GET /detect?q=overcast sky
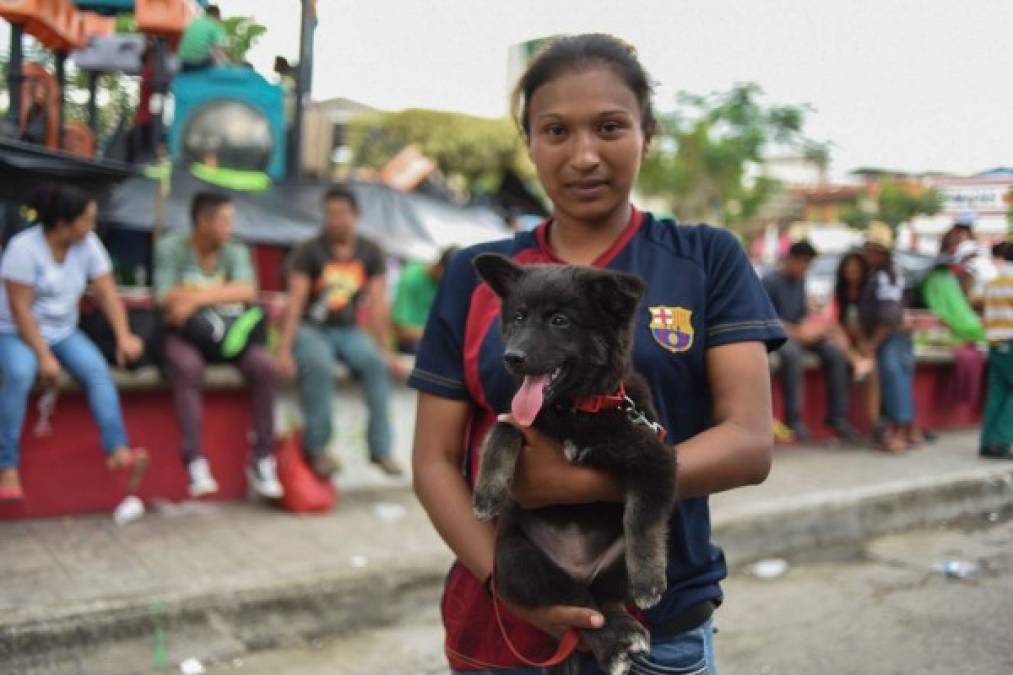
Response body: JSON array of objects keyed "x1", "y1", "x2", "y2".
[
  {"x1": 4, "y1": 1, "x2": 1009, "y2": 179},
  {"x1": 214, "y1": 0, "x2": 1012, "y2": 181}
]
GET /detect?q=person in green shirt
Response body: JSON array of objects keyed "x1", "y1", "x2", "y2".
[
  {"x1": 176, "y1": 5, "x2": 227, "y2": 72},
  {"x1": 154, "y1": 191, "x2": 281, "y2": 501},
  {"x1": 392, "y1": 247, "x2": 458, "y2": 354}
]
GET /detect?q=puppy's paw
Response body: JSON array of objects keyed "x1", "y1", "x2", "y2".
[
  {"x1": 471, "y1": 491, "x2": 503, "y2": 521},
  {"x1": 563, "y1": 440, "x2": 580, "y2": 463},
  {"x1": 601, "y1": 626, "x2": 649, "y2": 675},
  {"x1": 630, "y1": 576, "x2": 667, "y2": 609},
  {"x1": 602, "y1": 650, "x2": 632, "y2": 675}
]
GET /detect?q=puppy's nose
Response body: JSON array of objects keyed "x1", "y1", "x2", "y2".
[{"x1": 503, "y1": 350, "x2": 526, "y2": 367}]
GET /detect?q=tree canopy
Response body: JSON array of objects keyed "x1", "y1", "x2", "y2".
[
  {"x1": 638, "y1": 83, "x2": 828, "y2": 229},
  {"x1": 346, "y1": 108, "x2": 530, "y2": 195}
]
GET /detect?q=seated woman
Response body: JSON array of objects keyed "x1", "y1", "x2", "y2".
[
  {"x1": 829, "y1": 251, "x2": 876, "y2": 381},
  {"x1": 0, "y1": 183, "x2": 148, "y2": 501}
]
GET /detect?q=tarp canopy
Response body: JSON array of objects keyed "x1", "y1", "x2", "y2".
[
  {"x1": 0, "y1": 138, "x2": 137, "y2": 201},
  {"x1": 100, "y1": 168, "x2": 510, "y2": 260}
]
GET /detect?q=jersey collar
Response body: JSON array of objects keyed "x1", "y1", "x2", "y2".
[{"x1": 534, "y1": 205, "x2": 644, "y2": 268}]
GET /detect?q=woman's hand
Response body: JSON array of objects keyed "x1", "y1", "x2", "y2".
[
  {"x1": 38, "y1": 351, "x2": 62, "y2": 388},
  {"x1": 499, "y1": 415, "x2": 622, "y2": 509},
  {"x1": 501, "y1": 597, "x2": 604, "y2": 641},
  {"x1": 116, "y1": 332, "x2": 145, "y2": 367},
  {"x1": 275, "y1": 349, "x2": 297, "y2": 381}
]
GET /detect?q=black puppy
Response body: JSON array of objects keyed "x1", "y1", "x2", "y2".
[{"x1": 472, "y1": 253, "x2": 677, "y2": 675}]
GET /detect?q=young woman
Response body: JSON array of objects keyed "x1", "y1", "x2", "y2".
[
  {"x1": 858, "y1": 224, "x2": 919, "y2": 453},
  {"x1": 409, "y1": 35, "x2": 784, "y2": 673},
  {"x1": 830, "y1": 252, "x2": 877, "y2": 426},
  {"x1": 0, "y1": 183, "x2": 148, "y2": 501}
]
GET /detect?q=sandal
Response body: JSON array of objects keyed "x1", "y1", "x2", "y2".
[{"x1": 879, "y1": 433, "x2": 907, "y2": 454}]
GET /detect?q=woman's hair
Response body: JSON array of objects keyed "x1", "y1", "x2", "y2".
[
  {"x1": 29, "y1": 183, "x2": 94, "y2": 231},
  {"x1": 511, "y1": 33, "x2": 657, "y2": 139},
  {"x1": 833, "y1": 251, "x2": 868, "y2": 323}
]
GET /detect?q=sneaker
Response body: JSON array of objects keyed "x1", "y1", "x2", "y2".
[
  {"x1": 187, "y1": 457, "x2": 219, "y2": 498},
  {"x1": 980, "y1": 445, "x2": 1013, "y2": 459},
  {"x1": 248, "y1": 455, "x2": 284, "y2": 499}
]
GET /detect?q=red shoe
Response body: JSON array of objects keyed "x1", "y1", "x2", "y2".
[{"x1": 0, "y1": 485, "x2": 24, "y2": 502}]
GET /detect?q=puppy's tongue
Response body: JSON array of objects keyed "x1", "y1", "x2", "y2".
[{"x1": 511, "y1": 374, "x2": 551, "y2": 427}]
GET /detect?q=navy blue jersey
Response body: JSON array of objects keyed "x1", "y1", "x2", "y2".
[{"x1": 408, "y1": 208, "x2": 785, "y2": 670}]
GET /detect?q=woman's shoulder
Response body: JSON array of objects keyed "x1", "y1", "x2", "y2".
[{"x1": 641, "y1": 214, "x2": 747, "y2": 268}]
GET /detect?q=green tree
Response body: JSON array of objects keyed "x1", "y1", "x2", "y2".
[
  {"x1": 221, "y1": 16, "x2": 267, "y2": 64},
  {"x1": 875, "y1": 179, "x2": 944, "y2": 230},
  {"x1": 638, "y1": 83, "x2": 828, "y2": 229},
  {"x1": 839, "y1": 203, "x2": 872, "y2": 230},
  {"x1": 346, "y1": 108, "x2": 531, "y2": 194}
]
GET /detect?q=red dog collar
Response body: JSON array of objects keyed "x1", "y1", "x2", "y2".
[
  {"x1": 573, "y1": 382, "x2": 627, "y2": 413},
  {"x1": 574, "y1": 382, "x2": 668, "y2": 441}
]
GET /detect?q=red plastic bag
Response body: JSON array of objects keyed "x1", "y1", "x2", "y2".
[{"x1": 276, "y1": 432, "x2": 337, "y2": 513}]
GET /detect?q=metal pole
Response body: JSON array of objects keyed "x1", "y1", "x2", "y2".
[
  {"x1": 86, "y1": 71, "x2": 98, "y2": 132},
  {"x1": 6, "y1": 23, "x2": 24, "y2": 128},
  {"x1": 55, "y1": 53, "x2": 66, "y2": 149},
  {"x1": 151, "y1": 37, "x2": 169, "y2": 152},
  {"x1": 288, "y1": 0, "x2": 316, "y2": 178}
]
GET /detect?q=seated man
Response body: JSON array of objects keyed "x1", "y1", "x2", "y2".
[
  {"x1": 764, "y1": 241, "x2": 860, "y2": 442},
  {"x1": 176, "y1": 5, "x2": 228, "y2": 72},
  {"x1": 276, "y1": 185, "x2": 406, "y2": 480},
  {"x1": 154, "y1": 191, "x2": 281, "y2": 499},
  {"x1": 391, "y1": 246, "x2": 458, "y2": 354}
]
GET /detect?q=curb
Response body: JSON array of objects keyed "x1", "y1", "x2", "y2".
[
  {"x1": 713, "y1": 464, "x2": 1013, "y2": 565},
  {"x1": 3, "y1": 464, "x2": 1012, "y2": 671}
]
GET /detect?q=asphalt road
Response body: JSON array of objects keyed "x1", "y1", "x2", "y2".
[{"x1": 205, "y1": 515, "x2": 1013, "y2": 675}]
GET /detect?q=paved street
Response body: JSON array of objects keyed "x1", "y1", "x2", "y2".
[{"x1": 203, "y1": 516, "x2": 1013, "y2": 675}]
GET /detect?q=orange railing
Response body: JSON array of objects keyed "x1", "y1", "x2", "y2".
[{"x1": 1, "y1": 0, "x2": 113, "y2": 52}]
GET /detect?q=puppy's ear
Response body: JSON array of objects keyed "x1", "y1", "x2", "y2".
[
  {"x1": 583, "y1": 270, "x2": 646, "y2": 322},
  {"x1": 473, "y1": 253, "x2": 524, "y2": 298}
]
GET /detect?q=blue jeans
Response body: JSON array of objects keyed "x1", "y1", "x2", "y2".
[
  {"x1": 452, "y1": 618, "x2": 717, "y2": 675},
  {"x1": 0, "y1": 330, "x2": 129, "y2": 469},
  {"x1": 292, "y1": 324, "x2": 392, "y2": 459},
  {"x1": 877, "y1": 333, "x2": 915, "y2": 425}
]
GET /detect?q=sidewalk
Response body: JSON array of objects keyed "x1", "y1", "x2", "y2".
[{"x1": 1, "y1": 431, "x2": 1010, "y2": 673}]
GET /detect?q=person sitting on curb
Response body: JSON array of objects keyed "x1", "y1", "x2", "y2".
[
  {"x1": 276, "y1": 185, "x2": 408, "y2": 480},
  {"x1": 154, "y1": 191, "x2": 282, "y2": 499},
  {"x1": 858, "y1": 222, "x2": 919, "y2": 453},
  {"x1": 0, "y1": 183, "x2": 148, "y2": 501},
  {"x1": 392, "y1": 246, "x2": 458, "y2": 355},
  {"x1": 763, "y1": 240, "x2": 861, "y2": 443}
]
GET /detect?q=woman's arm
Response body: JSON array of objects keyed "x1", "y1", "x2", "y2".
[
  {"x1": 509, "y1": 341, "x2": 774, "y2": 508},
  {"x1": 4, "y1": 279, "x2": 61, "y2": 385},
  {"x1": 412, "y1": 391, "x2": 605, "y2": 637},
  {"x1": 412, "y1": 392, "x2": 497, "y2": 581},
  {"x1": 90, "y1": 273, "x2": 143, "y2": 366},
  {"x1": 275, "y1": 272, "x2": 311, "y2": 379}
]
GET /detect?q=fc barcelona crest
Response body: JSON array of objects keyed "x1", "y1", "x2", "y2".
[{"x1": 649, "y1": 306, "x2": 694, "y2": 353}]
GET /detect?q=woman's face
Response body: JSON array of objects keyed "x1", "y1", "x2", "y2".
[
  {"x1": 842, "y1": 257, "x2": 864, "y2": 284},
  {"x1": 61, "y1": 201, "x2": 97, "y2": 243},
  {"x1": 526, "y1": 66, "x2": 649, "y2": 225}
]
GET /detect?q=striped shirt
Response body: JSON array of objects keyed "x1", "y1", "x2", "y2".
[{"x1": 983, "y1": 262, "x2": 1013, "y2": 343}]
